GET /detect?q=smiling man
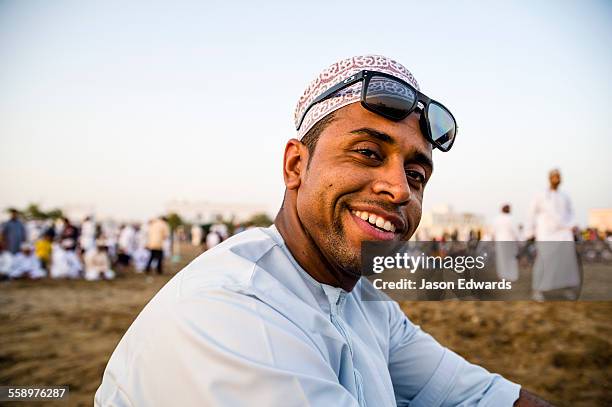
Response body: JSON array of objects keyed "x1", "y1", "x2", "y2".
[{"x1": 96, "y1": 55, "x2": 550, "y2": 406}]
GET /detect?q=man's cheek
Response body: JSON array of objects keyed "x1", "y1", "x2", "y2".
[{"x1": 405, "y1": 202, "x2": 422, "y2": 237}]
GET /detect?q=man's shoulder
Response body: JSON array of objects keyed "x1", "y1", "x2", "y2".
[
  {"x1": 103, "y1": 227, "x2": 309, "y2": 371},
  {"x1": 162, "y1": 227, "x2": 280, "y2": 299}
]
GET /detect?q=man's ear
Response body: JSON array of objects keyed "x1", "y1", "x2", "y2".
[{"x1": 283, "y1": 138, "x2": 308, "y2": 190}]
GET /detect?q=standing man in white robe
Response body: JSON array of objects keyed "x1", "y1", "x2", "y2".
[
  {"x1": 190, "y1": 223, "x2": 203, "y2": 246},
  {"x1": 117, "y1": 223, "x2": 137, "y2": 268},
  {"x1": 492, "y1": 204, "x2": 519, "y2": 282},
  {"x1": 80, "y1": 216, "x2": 97, "y2": 253},
  {"x1": 527, "y1": 169, "x2": 580, "y2": 300}
]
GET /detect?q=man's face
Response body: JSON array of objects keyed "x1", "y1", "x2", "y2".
[
  {"x1": 296, "y1": 103, "x2": 433, "y2": 275},
  {"x1": 549, "y1": 171, "x2": 561, "y2": 189}
]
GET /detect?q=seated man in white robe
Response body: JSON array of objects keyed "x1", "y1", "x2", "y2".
[
  {"x1": 50, "y1": 239, "x2": 82, "y2": 279},
  {"x1": 10, "y1": 243, "x2": 46, "y2": 279},
  {"x1": 79, "y1": 216, "x2": 97, "y2": 253},
  {"x1": 132, "y1": 246, "x2": 149, "y2": 273},
  {"x1": 84, "y1": 241, "x2": 116, "y2": 281},
  {"x1": 0, "y1": 241, "x2": 14, "y2": 279}
]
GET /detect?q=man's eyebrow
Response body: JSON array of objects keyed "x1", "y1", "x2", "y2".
[
  {"x1": 412, "y1": 151, "x2": 434, "y2": 173},
  {"x1": 349, "y1": 127, "x2": 395, "y2": 145},
  {"x1": 349, "y1": 127, "x2": 433, "y2": 171}
]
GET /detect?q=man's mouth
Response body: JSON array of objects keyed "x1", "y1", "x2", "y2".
[
  {"x1": 350, "y1": 209, "x2": 396, "y2": 240},
  {"x1": 350, "y1": 209, "x2": 396, "y2": 233}
]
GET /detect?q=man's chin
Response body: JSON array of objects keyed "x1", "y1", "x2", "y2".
[
  {"x1": 333, "y1": 243, "x2": 364, "y2": 279},
  {"x1": 320, "y1": 238, "x2": 363, "y2": 282}
]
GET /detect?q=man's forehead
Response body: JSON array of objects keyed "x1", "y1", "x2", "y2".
[{"x1": 328, "y1": 104, "x2": 432, "y2": 154}]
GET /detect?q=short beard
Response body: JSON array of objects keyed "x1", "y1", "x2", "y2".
[{"x1": 321, "y1": 208, "x2": 362, "y2": 278}]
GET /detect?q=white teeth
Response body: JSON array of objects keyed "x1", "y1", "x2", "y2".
[{"x1": 351, "y1": 209, "x2": 396, "y2": 233}]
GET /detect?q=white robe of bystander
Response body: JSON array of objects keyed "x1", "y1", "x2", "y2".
[{"x1": 528, "y1": 189, "x2": 580, "y2": 291}]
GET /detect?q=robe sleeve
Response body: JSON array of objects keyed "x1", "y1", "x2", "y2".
[{"x1": 387, "y1": 301, "x2": 520, "y2": 407}]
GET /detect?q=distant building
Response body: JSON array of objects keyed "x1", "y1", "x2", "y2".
[
  {"x1": 415, "y1": 205, "x2": 485, "y2": 240},
  {"x1": 165, "y1": 200, "x2": 271, "y2": 224},
  {"x1": 588, "y1": 208, "x2": 612, "y2": 232}
]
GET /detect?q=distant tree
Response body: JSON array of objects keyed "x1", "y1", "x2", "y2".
[
  {"x1": 247, "y1": 213, "x2": 273, "y2": 227},
  {"x1": 15, "y1": 204, "x2": 64, "y2": 220},
  {"x1": 166, "y1": 212, "x2": 184, "y2": 231},
  {"x1": 24, "y1": 203, "x2": 46, "y2": 220},
  {"x1": 45, "y1": 208, "x2": 64, "y2": 220}
]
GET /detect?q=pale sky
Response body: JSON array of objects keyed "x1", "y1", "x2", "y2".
[{"x1": 1, "y1": 0, "x2": 611, "y2": 225}]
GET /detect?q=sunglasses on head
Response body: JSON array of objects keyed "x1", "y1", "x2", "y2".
[{"x1": 296, "y1": 70, "x2": 457, "y2": 152}]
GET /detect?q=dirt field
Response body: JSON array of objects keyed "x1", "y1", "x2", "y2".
[{"x1": 1, "y1": 245, "x2": 610, "y2": 406}]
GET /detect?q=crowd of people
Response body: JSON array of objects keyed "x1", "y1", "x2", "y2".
[{"x1": 0, "y1": 209, "x2": 238, "y2": 282}]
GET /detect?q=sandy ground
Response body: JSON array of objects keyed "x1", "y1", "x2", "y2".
[{"x1": 1, "y1": 244, "x2": 610, "y2": 407}]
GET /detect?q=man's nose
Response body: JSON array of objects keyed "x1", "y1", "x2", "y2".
[{"x1": 371, "y1": 162, "x2": 412, "y2": 205}]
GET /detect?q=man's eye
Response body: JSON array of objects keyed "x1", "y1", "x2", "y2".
[
  {"x1": 355, "y1": 149, "x2": 381, "y2": 161},
  {"x1": 406, "y1": 170, "x2": 425, "y2": 184}
]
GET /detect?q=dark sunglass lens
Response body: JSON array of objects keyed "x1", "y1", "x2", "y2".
[
  {"x1": 364, "y1": 76, "x2": 416, "y2": 120},
  {"x1": 427, "y1": 102, "x2": 456, "y2": 151}
]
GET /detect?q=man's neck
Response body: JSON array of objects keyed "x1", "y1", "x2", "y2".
[{"x1": 274, "y1": 207, "x2": 358, "y2": 291}]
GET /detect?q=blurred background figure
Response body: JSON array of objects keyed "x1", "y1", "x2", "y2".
[
  {"x1": 493, "y1": 204, "x2": 519, "y2": 282},
  {"x1": 50, "y1": 239, "x2": 82, "y2": 279},
  {"x1": 34, "y1": 229, "x2": 54, "y2": 271},
  {"x1": 80, "y1": 215, "x2": 97, "y2": 253},
  {"x1": 9, "y1": 242, "x2": 46, "y2": 279},
  {"x1": 205, "y1": 228, "x2": 221, "y2": 250},
  {"x1": 25, "y1": 219, "x2": 43, "y2": 243},
  {"x1": 191, "y1": 222, "x2": 203, "y2": 246},
  {"x1": 161, "y1": 216, "x2": 172, "y2": 262},
  {"x1": 528, "y1": 169, "x2": 580, "y2": 301},
  {"x1": 117, "y1": 223, "x2": 137, "y2": 271},
  {"x1": 145, "y1": 216, "x2": 169, "y2": 274},
  {"x1": 84, "y1": 240, "x2": 115, "y2": 281},
  {"x1": 59, "y1": 217, "x2": 79, "y2": 251},
  {"x1": 2, "y1": 209, "x2": 26, "y2": 254},
  {"x1": 0, "y1": 240, "x2": 14, "y2": 279},
  {"x1": 132, "y1": 224, "x2": 149, "y2": 273},
  {"x1": 210, "y1": 217, "x2": 228, "y2": 241}
]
